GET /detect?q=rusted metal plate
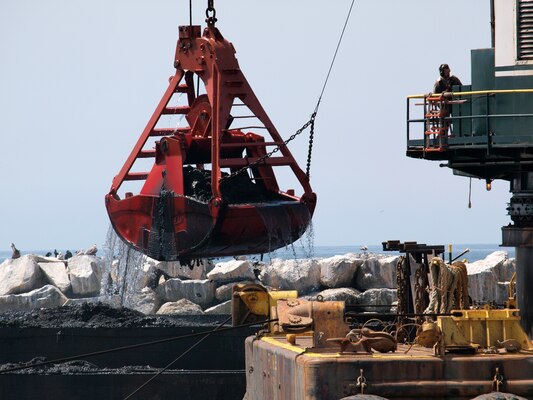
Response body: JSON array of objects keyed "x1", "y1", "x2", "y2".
[{"x1": 244, "y1": 336, "x2": 533, "y2": 400}]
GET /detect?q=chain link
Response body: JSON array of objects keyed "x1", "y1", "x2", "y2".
[
  {"x1": 220, "y1": 113, "x2": 316, "y2": 182},
  {"x1": 396, "y1": 256, "x2": 407, "y2": 315},
  {"x1": 305, "y1": 117, "x2": 315, "y2": 178},
  {"x1": 205, "y1": 0, "x2": 217, "y2": 25},
  {"x1": 396, "y1": 256, "x2": 408, "y2": 342},
  {"x1": 414, "y1": 266, "x2": 425, "y2": 315},
  {"x1": 492, "y1": 367, "x2": 504, "y2": 392},
  {"x1": 356, "y1": 369, "x2": 367, "y2": 394}
]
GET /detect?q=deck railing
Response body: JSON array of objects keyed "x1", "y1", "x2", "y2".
[{"x1": 406, "y1": 89, "x2": 533, "y2": 151}]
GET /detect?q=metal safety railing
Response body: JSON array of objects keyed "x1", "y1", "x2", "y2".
[{"x1": 406, "y1": 88, "x2": 533, "y2": 153}]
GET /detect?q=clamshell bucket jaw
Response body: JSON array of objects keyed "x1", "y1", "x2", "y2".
[{"x1": 105, "y1": 24, "x2": 316, "y2": 261}]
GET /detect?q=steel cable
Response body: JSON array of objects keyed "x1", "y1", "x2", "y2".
[
  {"x1": 221, "y1": 0, "x2": 356, "y2": 182},
  {"x1": 0, "y1": 318, "x2": 278, "y2": 374},
  {"x1": 314, "y1": 0, "x2": 356, "y2": 114},
  {"x1": 123, "y1": 315, "x2": 232, "y2": 400},
  {"x1": 307, "y1": 0, "x2": 356, "y2": 177}
]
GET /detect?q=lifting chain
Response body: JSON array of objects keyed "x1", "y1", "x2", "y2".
[
  {"x1": 396, "y1": 256, "x2": 408, "y2": 342},
  {"x1": 492, "y1": 367, "x2": 504, "y2": 392},
  {"x1": 396, "y1": 256, "x2": 407, "y2": 315},
  {"x1": 356, "y1": 369, "x2": 367, "y2": 394},
  {"x1": 414, "y1": 266, "x2": 422, "y2": 314},
  {"x1": 208, "y1": 0, "x2": 354, "y2": 186},
  {"x1": 205, "y1": 0, "x2": 217, "y2": 26},
  {"x1": 220, "y1": 112, "x2": 317, "y2": 182},
  {"x1": 305, "y1": 116, "x2": 315, "y2": 178},
  {"x1": 414, "y1": 264, "x2": 427, "y2": 315}
]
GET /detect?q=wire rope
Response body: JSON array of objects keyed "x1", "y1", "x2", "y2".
[
  {"x1": 314, "y1": 0, "x2": 356, "y2": 114},
  {"x1": 0, "y1": 318, "x2": 278, "y2": 374},
  {"x1": 307, "y1": 0, "x2": 356, "y2": 177},
  {"x1": 123, "y1": 315, "x2": 232, "y2": 400}
]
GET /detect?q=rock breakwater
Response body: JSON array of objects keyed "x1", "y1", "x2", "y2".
[{"x1": 0, "y1": 250, "x2": 516, "y2": 316}]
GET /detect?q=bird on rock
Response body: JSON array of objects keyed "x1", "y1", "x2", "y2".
[
  {"x1": 85, "y1": 244, "x2": 98, "y2": 256},
  {"x1": 57, "y1": 252, "x2": 64, "y2": 260},
  {"x1": 10, "y1": 243, "x2": 20, "y2": 259}
]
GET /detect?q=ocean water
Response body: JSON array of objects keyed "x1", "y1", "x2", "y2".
[
  {"x1": 233, "y1": 243, "x2": 515, "y2": 264},
  {"x1": 0, "y1": 244, "x2": 515, "y2": 264}
]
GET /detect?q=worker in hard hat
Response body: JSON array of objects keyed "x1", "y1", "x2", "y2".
[
  {"x1": 431, "y1": 64, "x2": 463, "y2": 137},
  {"x1": 433, "y1": 63, "x2": 462, "y2": 94}
]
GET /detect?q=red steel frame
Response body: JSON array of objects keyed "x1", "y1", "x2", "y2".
[{"x1": 105, "y1": 24, "x2": 316, "y2": 261}]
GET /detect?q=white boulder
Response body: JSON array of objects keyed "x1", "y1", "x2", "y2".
[
  {"x1": 67, "y1": 255, "x2": 105, "y2": 296},
  {"x1": 0, "y1": 284, "x2": 68, "y2": 312},
  {"x1": 0, "y1": 255, "x2": 44, "y2": 295},
  {"x1": 354, "y1": 255, "x2": 398, "y2": 291},
  {"x1": 207, "y1": 259, "x2": 256, "y2": 283},
  {"x1": 157, "y1": 259, "x2": 213, "y2": 280},
  {"x1": 39, "y1": 262, "x2": 71, "y2": 293},
  {"x1": 259, "y1": 258, "x2": 321, "y2": 294},
  {"x1": 130, "y1": 257, "x2": 158, "y2": 288},
  {"x1": 493, "y1": 254, "x2": 516, "y2": 282},
  {"x1": 125, "y1": 287, "x2": 159, "y2": 314},
  {"x1": 467, "y1": 251, "x2": 514, "y2": 304},
  {"x1": 319, "y1": 254, "x2": 362, "y2": 288},
  {"x1": 128, "y1": 257, "x2": 214, "y2": 292},
  {"x1": 204, "y1": 300, "x2": 232, "y2": 314},
  {"x1": 303, "y1": 287, "x2": 361, "y2": 304},
  {"x1": 109, "y1": 259, "x2": 121, "y2": 284},
  {"x1": 157, "y1": 299, "x2": 204, "y2": 315},
  {"x1": 467, "y1": 251, "x2": 511, "y2": 278},
  {"x1": 33, "y1": 255, "x2": 66, "y2": 263},
  {"x1": 356, "y1": 288, "x2": 397, "y2": 311},
  {"x1": 155, "y1": 278, "x2": 215, "y2": 308}
]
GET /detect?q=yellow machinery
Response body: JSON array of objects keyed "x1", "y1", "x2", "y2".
[{"x1": 233, "y1": 283, "x2": 533, "y2": 400}]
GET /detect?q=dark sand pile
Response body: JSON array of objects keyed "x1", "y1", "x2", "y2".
[
  {"x1": 0, "y1": 302, "x2": 229, "y2": 329},
  {"x1": 0, "y1": 357, "x2": 177, "y2": 374},
  {"x1": 0, "y1": 356, "x2": 181, "y2": 374},
  {"x1": 0, "y1": 358, "x2": 100, "y2": 374}
]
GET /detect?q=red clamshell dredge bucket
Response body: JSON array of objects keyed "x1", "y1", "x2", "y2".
[{"x1": 105, "y1": 23, "x2": 316, "y2": 262}]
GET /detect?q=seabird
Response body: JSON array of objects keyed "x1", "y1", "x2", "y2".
[
  {"x1": 85, "y1": 244, "x2": 98, "y2": 256},
  {"x1": 45, "y1": 252, "x2": 52, "y2": 257},
  {"x1": 10, "y1": 243, "x2": 20, "y2": 259},
  {"x1": 360, "y1": 245, "x2": 368, "y2": 252},
  {"x1": 57, "y1": 252, "x2": 64, "y2": 260},
  {"x1": 65, "y1": 250, "x2": 73, "y2": 259}
]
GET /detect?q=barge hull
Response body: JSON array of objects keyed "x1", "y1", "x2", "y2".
[{"x1": 244, "y1": 336, "x2": 533, "y2": 400}]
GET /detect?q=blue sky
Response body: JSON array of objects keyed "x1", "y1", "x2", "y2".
[{"x1": 1, "y1": 0, "x2": 509, "y2": 252}]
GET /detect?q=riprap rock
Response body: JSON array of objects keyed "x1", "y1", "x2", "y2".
[
  {"x1": 0, "y1": 284, "x2": 67, "y2": 312},
  {"x1": 207, "y1": 259, "x2": 256, "y2": 283},
  {"x1": 0, "y1": 255, "x2": 44, "y2": 296},
  {"x1": 259, "y1": 258, "x2": 321, "y2": 294}
]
